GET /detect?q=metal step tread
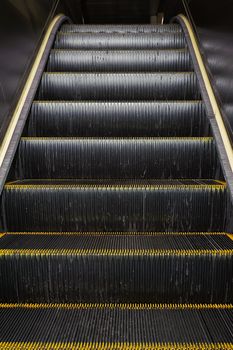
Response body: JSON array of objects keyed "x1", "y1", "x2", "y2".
[
  {"x1": 15, "y1": 137, "x2": 217, "y2": 179},
  {"x1": 47, "y1": 49, "x2": 191, "y2": 72},
  {"x1": 0, "y1": 233, "x2": 232, "y2": 252},
  {"x1": 60, "y1": 24, "x2": 183, "y2": 33},
  {"x1": 27, "y1": 100, "x2": 208, "y2": 137},
  {"x1": 0, "y1": 303, "x2": 232, "y2": 348},
  {"x1": 38, "y1": 72, "x2": 200, "y2": 101},
  {"x1": 54, "y1": 32, "x2": 186, "y2": 50}
]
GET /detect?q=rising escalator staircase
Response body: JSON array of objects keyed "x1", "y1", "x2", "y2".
[{"x1": 0, "y1": 23, "x2": 233, "y2": 349}]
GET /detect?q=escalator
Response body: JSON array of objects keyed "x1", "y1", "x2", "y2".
[{"x1": 0, "y1": 21, "x2": 233, "y2": 349}]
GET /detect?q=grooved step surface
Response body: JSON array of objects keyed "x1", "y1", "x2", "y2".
[
  {"x1": 2, "y1": 180, "x2": 227, "y2": 232},
  {"x1": 27, "y1": 101, "x2": 208, "y2": 137},
  {"x1": 0, "y1": 304, "x2": 232, "y2": 348},
  {"x1": 47, "y1": 50, "x2": 192, "y2": 72},
  {"x1": 60, "y1": 24, "x2": 182, "y2": 33},
  {"x1": 15, "y1": 137, "x2": 218, "y2": 179},
  {"x1": 0, "y1": 235, "x2": 232, "y2": 303},
  {"x1": 1, "y1": 233, "x2": 232, "y2": 250},
  {"x1": 54, "y1": 32, "x2": 186, "y2": 50},
  {"x1": 38, "y1": 73, "x2": 200, "y2": 101}
]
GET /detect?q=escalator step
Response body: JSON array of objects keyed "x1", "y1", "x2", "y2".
[
  {"x1": 27, "y1": 101, "x2": 209, "y2": 137},
  {"x1": 38, "y1": 73, "x2": 200, "y2": 100},
  {"x1": 1, "y1": 232, "x2": 232, "y2": 250},
  {"x1": 54, "y1": 32, "x2": 186, "y2": 50},
  {"x1": 47, "y1": 49, "x2": 192, "y2": 72},
  {"x1": 0, "y1": 233, "x2": 232, "y2": 303},
  {"x1": 1, "y1": 180, "x2": 226, "y2": 232},
  {"x1": 15, "y1": 137, "x2": 218, "y2": 179},
  {"x1": 0, "y1": 304, "x2": 233, "y2": 348},
  {"x1": 60, "y1": 24, "x2": 182, "y2": 33}
]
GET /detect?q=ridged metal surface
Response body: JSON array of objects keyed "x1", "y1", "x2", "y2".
[
  {"x1": 60, "y1": 24, "x2": 182, "y2": 33},
  {"x1": 0, "y1": 21, "x2": 232, "y2": 347},
  {"x1": 15, "y1": 138, "x2": 218, "y2": 179},
  {"x1": 0, "y1": 234, "x2": 232, "y2": 303},
  {"x1": 1, "y1": 180, "x2": 226, "y2": 232},
  {"x1": 0, "y1": 305, "x2": 233, "y2": 345},
  {"x1": 47, "y1": 50, "x2": 192, "y2": 72},
  {"x1": 54, "y1": 32, "x2": 186, "y2": 50},
  {"x1": 1, "y1": 233, "x2": 232, "y2": 251},
  {"x1": 27, "y1": 101, "x2": 209, "y2": 137},
  {"x1": 38, "y1": 73, "x2": 200, "y2": 100}
]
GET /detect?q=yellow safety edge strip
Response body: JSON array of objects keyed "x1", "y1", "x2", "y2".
[
  {"x1": 178, "y1": 14, "x2": 233, "y2": 173},
  {"x1": 0, "y1": 14, "x2": 64, "y2": 168},
  {"x1": 45, "y1": 71, "x2": 196, "y2": 75},
  {"x1": 0, "y1": 342, "x2": 232, "y2": 350},
  {"x1": 2, "y1": 231, "x2": 229, "y2": 235},
  {"x1": 20, "y1": 136, "x2": 214, "y2": 141},
  {"x1": 4, "y1": 183, "x2": 226, "y2": 190},
  {"x1": 0, "y1": 248, "x2": 233, "y2": 256},
  {"x1": 0, "y1": 303, "x2": 232, "y2": 309},
  {"x1": 33, "y1": 100, "x2": 203, "y2": 104}
]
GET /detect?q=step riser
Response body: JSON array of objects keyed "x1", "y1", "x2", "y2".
[
  {"x1": 0, "y1": 253, "x2": 232, "y2": 303},
  {"x1": 47, "y1": 50, "x2": 192, "y2": 72},
  {"x1": 15, "y1": 139, "x2": 219, "y2": 179},
  {"x1": 38, "y1": 73, "x2": 200, "y2": 101},
  {"x1": 54, "y1": 33, "x2": 186, "y2": 50},
  {"x1": 28, "y1": 102, "x2": 209, "y2": 137},
  {"x1": 60, "y1": 24, "x2": 182, "y2": 33},
  {"x1": 2, "y1": 187, "x2": 226, "y2": 232}
]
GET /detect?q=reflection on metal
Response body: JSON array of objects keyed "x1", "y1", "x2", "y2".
[
  {"x1": 178, "y1": 14, "x2": 233, "y2": 174},
  {"x1": 157, "y1": 13, "x2": 164, "y2": 24},
  {"x1": 0, "y1": 14, "x2": 64, "y2": 170}
]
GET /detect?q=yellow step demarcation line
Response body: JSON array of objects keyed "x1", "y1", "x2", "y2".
[
  {"x1": 4, "y1": 182, "x2": 226, "y2": 190},
  {"x1": 51, "y1": 47, "x2": 190, "y2": 52},
  {"x1": 0, "y1": 303, "x2": 232, "y2": 310},
  {"x1": 3, "y1": 231, "x2": 230, "y2": 236},
  {"x1": 20, "y1": 136, "x2": 214, "y2": 141},
  {"x1": 45, "y1": 71, "x2": 196, "y2": 75},
  {"x1": 0, "y1": 342, "x2": 232, "y2": 350},
  {"x1": 0, "y1": 248, "x2": 232, "y2": 256},
  {"x1": 33, "y1": 99, "x2": 204, "y2": 104}
]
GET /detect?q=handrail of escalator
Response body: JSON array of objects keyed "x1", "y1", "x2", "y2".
[
  {"x1": 0, "y1": 14, "x2": 68, "y2": 194},
  {"x1": 176, "y1": 14, "x2": 233, "y2": 200}
]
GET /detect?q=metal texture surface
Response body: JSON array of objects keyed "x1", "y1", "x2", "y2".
[
  {"x1": 38, "y1": 73, "x2": 199, "y2": 101},
  {"x1": 14, "y1": 137, "x2": 218, "y2": 179},
  {"x1": 0, "y1": 304, "x2": 233, "y2": 347},
  {"x1": 26, "y1": 101, "x2": 209, "y2": 137},
  {"x1": 0, "y1": 233, "x2": 232, "y2": 303},
  {"x1": 54, "y1": 32, "x2": 186, "y2": 50},
  {"x1": 60, "y1": 23, "x2": 182, "y2": 33},
  {"x1": 2, "y1": 180, "x2": 227, "y2": 232},
  {"x1": 47, "y1": 49, "x2": 191, "y2": 72}
]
